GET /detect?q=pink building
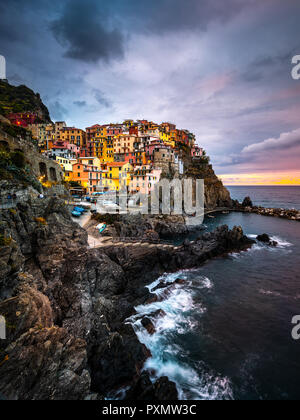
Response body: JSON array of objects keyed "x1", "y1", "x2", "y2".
[
  {"x1": 106, "y1": 126, "x2": 123, "y2": 136},
  {"x1": 191, "y1": 146, "x2": 203, "y2": 158},
  {"x1": 129, "y1": 166, "x2": 162, "y2": 195},
  {"x1": 145, "y1": 139, "x2": 166, "y2": 159}
]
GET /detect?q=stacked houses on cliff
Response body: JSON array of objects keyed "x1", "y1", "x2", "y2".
[{"x1": 8, "y1": 114, "x2": 204, "y2": 195}]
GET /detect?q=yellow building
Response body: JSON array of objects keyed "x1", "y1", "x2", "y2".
[
  {"x1": 55, "y1": 157, "x2": 76, "y2": 181},
  {"x1": 92, "y1": 134, "x2": 115, "y2": 163},
  {"x1": 58, "y1": 127, "x2": 86, "y2": 148},
  {"x1": 159, "y1": 130, "x2": 175, "y2": 148},
  {"x1": 101, "y1": 162, "x2": 132, "y2": 192},
  {"x1": 123, "y1": 119, "x2": 134, "y2": 128}
]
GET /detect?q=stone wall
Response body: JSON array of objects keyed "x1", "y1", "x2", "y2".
[{"x1": 0, "y1": 128, "x2": 63, "y2": 182}]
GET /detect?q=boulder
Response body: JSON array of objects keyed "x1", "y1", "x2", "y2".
[
  {"x1": 141, "y1": 317, "x2": 156, "y2": 335},
  {"x1": 257, "y1": 233, "x2": 271, "y2": 243},
  {"x1": 242, "y1": 196, "x2": 253, "y2": 208},
  {"x1": 125, "y1": 372, "x2": 178, "y2": 400}
]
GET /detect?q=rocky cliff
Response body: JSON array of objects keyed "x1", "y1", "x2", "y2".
[
  {"x1": 0, "y1": 81, "x2": 51, "y2": 123},
  {"x1": 0, "y1": 196, "x2": 255, "y2": 400},
  {"x1": 185, "y1": 160, "x2": 232, "y2": 209}
]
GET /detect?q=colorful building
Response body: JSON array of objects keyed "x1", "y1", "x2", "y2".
[
  {"x1": 129, "y1": 166, "x2": 162, "y2": 195},
  {"x1": 58, "y1": 127, "x2": 86, "y2": 148},
  {"x1": 100, "y1": 162, "x2": 132, "y2": 192},
  {"x1": 8, "y1": 112, "x2": 38, "y2": 127},
  {"x1": 71, "y1": 161, "x2": 102, "y2": 194}
]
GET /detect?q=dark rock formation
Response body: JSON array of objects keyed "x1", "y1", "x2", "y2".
[
  {"x1": 0, "y1": 196, "x2": 254, "y2": 400},
  {"x1": 243, "y1": 206, "x2": 300, "y2": 221},
  {"x1": 0, "y1": 80, "x2": 51, "y2": 123},
  {"x1": 185, "y1": 162, "x2": 232, "y2": 209},
  {"x1": 141, "y1": 317, "x2": 156, "y2": 335},
  {"x1": 256, "y1": 234, "x2": 278, "y2": 247},
  {"x1": 125, "y1": 372, "x2": 178, "y2": 400},
  {"x1": 242, "y1": 196, "x2": 253, "y2": 208},
  {"x1": 256, "y1": 233, "x2": 271, "y2": 243}
]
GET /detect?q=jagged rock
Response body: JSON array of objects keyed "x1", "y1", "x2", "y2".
[
  {"x1": 141, "y1": 317, "x2": 156, "y2": 335},
  {"x1": 0, "y1": 283, "x2": 53, "y2": 347},
  {"x1": 0, "y1": 195, "x2": 255, "y2": 401},
  {"x1": 89, "y1": 324, "x2": 151, "y2": 395},
  {"x1": 257, "y1": 233, "x2": 271, "y2": 243},
  {"x1": 242, "y1": 196, "x2": 253, "y2": 208},
  {"x1": 0, "y1": 327, "x2": 91, "y2": 400},
  {"x1": 185, "y1": 162, "x2": 232, "y2": 209},
  {"x1": 241, "y1": 206, "x2": 300, "y2": 221},
  {"x1": 125, "y1": 372, "x2": 178, "y2": 400},
  {"x1": 256, "y1": 234, "x2": 278, "y2": 247}
]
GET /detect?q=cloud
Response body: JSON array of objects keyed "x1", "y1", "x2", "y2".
[
  {"x1": 49, "y1": 100, "x2": 68, "y2": 121},
  {"x1": 242, "y1": 128, "x2": 300, "y2": 154},
  {"x1": 113, "y1": 0, "x2": 261, "y2": 34},
  {"x1": 51, "y1": 0, "x2": 124, "y2": 62},
  {"x1": 73, "y1": 100, "x2": 87, "y2": 107},
  {"x1": 94, "y1": 89, "x2": 111, "y2": 108}
]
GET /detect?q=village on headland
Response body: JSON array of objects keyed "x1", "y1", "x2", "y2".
[{"x1": 6, "y1": 112, "x2": 206, "y2": 196}]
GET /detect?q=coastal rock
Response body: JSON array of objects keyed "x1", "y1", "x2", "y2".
[
  {"x1": 242, "y1": 206, "x2": 300, "y2": 221},
  {"x1": 0, "y1": 283, "x2": 53, "y2": 347},
  {"x1": 0, "y1": 326, "x2": 91, "y2": 400},
  {"x1": 89, "y1": 324, "x2": 151, "y2": 395},
  {"x1": 125, "y1": 372, "x2": 178, "y2": 401},
  {"x1": 184, "y1": 162, "x2": 232, "y2": 209},
  {"x1": 0, "y1": 195, "x2": 255, "y2": 400},
  {"x1": 242, "y1": 196, "x2": 253, "y2": 208},
  {"x1": 257, "y1": 233, "x2": 271, "y2": 243},
  {"x1": 256, "y1": 234, "x2": 278, "y2": 247},
  {"x1": 141, "y1": 317, "x2": 156, "y2": 335}
]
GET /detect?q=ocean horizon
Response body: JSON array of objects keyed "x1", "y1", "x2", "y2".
[{"x1": 226, "y1": 185, "x2": 300, "y2": 210}]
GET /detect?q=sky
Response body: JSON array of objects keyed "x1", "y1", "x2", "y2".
[{"x1": 1, "y1": 0, "x2": 300, "y2": 185}]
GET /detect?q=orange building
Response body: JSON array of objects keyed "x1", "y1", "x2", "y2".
[{"x1": 71, "y1": 161, "x2": 102, "y2": 194}]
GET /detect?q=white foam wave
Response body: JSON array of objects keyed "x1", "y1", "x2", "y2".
[
  {"x1": 270, "y1": 236, "x2": 292, "y2": 248},
  {"x1": 127, "y1": 271, "x2": 232, "y2": 400}
]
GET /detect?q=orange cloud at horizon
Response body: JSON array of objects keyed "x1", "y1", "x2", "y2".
[{"x1": 219, "y1": 172, "x2": 300, "y2": 186}]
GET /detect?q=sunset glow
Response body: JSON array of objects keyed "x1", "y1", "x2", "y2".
[{"x1": 219, "y1": 172, "x2": 300, "y2": 186}]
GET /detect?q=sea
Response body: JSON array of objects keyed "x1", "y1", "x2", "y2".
[
  {"x1": 127, "y1": 186, "x2": 300, "y2": 400},
  {"x1": 227, "y1": 185, "x2": 300, "y2": 210}
]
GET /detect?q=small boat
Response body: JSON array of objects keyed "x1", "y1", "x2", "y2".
[
  {"x1": 78, "y1": 203, "x2": 91, "y2": 210},
  {"x1": 208, "y1": 215, "x2": 215, "y2": 219},
  {"x1": 222, "y1": 211, "x2": 230, "y2": 214},
  {"x1": 96, "y1": 223, "x2": 107, "y2": 233},
  {"x1": 74, "y1": 206, "x2": 86, "y2": 213},
  {"x1": 72, "y1": 211, "x2": 82, "y2": 218}
]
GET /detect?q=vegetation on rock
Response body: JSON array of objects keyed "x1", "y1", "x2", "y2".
[{"x1": 0, "y1": 81, "x2": 51, "y2": 123}]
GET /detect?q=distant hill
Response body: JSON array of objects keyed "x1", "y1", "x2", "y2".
[{"x1": 0, "y1": 81, "x2": 51, "y2": 123}]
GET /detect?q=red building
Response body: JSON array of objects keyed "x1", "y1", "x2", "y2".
[
  {"x1": 129, "y1": 126, "x2": 138, "y2": 135},
  {"x1": 8, "y1": 112, "x2": 37, "y2": 127}
]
